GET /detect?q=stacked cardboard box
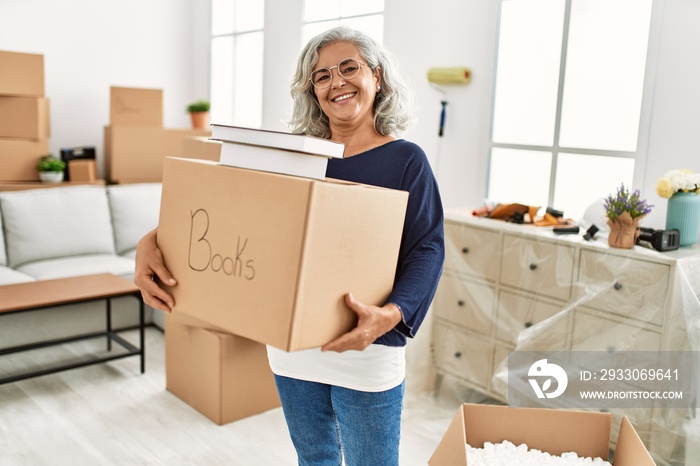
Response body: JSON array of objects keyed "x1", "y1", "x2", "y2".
[
  {"x1": 104, "y1": 86, "x2": 211, "y2": 183},
  {"x1": 0, "y1": 50, "x2": 50, "y2": 182},
  {"x1": 165, "y1": 312, "x2": 280, "y2": 425},
  {"x1": 181, "y1": 135, "x2": 221, "y2": 161},
  {"x1": 158, "y1": 131, "x2": 407, "y2": 426}
]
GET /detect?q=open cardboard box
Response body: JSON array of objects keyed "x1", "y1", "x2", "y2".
[
  {"x1": 429, "y1": 403, "x2": 655, "y2": 466},
  {"x1": 165, "y1": 312, "x2": 280, "y2": 425},
  {"x1": 157, "y1": 157, "x2": 408, "y2": 351}
]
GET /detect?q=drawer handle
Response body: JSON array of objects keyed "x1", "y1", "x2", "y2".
[
  {"x1": 524, "y1": 321, "x2": 533, "y2": 328},
  {"x1": 457, "y1": 300, "x2": 465, "y2": 307},
  {"x1": 454, "y1": 352, "x2": 462, "y2": 359},
  {"x1": 462, "y1": 247, "x2": 470, "y2": 254},
  {"x1": 613, "y1": 282, "x2": 623, "y2": 291},
  {"x1": 529, "y1": 263, "x2": 538, "y2": 271}
]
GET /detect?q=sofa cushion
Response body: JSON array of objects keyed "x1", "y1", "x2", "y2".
[
  {"x1": 15, "y1": 254, "x2": 136, "y2": 281},
  {"x1": 107, "y1": 183, "x2": 162, "y2": 255},
  {"x1": 0, "y1": 186, "x2": 116, "y2": 268},
  {"x1": 120, "y1": 249, "x2": 137, "y2": 259},
  {"x1": 0, "y1": 265, "x2": 35, "y2": 285}
]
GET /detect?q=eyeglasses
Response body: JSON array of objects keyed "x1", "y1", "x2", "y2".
[{"x1": 309, "y1": 58, "x2": 367, "y2": 90}]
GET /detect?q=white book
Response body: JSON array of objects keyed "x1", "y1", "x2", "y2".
[
  {"x1": 218, "y1": 141, "x2": 331, "y2": 180},
  {"x1": 210, "y1": 124, "x2": 345, "y2": 159}
]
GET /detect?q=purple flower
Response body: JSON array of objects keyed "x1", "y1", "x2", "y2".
[{"x1": 604, "y1": 183, "x2": 653, "y2": 221}]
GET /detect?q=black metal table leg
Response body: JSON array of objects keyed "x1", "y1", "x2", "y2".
[
  {"x1": 106, "y1": 297, "x2": 113, "y2": 351},
  {"x1": 139, "y1": 297, "x2": 145, "y2": 373}
]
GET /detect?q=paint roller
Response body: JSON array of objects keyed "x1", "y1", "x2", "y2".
[
  {"x1": 427, "y1": 67, "x2": 472, "y2": 136},
  {"x1": 427, "y1": 67, "x2": 472, "y2": 85}
]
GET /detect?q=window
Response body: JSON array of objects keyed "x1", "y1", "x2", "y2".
[
  {"x1": 488, "y1": 0, "x2": 653, "y2": 221},
  {"x1": 210, "y1": 0, "x2": 264, "y2": 128},
  {"x1": 302, "y1": 0, "x2": 385, "y2": 45}
]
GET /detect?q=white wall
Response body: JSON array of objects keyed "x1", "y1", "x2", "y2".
[
  {"x1": 384, "y1": 0, "x2": 499, "y2": 211},
  {"x1": 642, "y1": 0, "x2": 700, "y2": 229},
  {"x1": 0, "y1": 0, "x2": 208, "y2": 177},
  {"x1": 2, "y1": 0, "x2": 698, "y2": 229}
]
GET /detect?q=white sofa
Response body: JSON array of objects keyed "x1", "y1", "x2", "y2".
[{"x1": 0, "y1": 183, "x2": 164, "y2": 346}]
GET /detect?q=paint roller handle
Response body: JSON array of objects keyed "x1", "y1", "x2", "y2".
[{"x1": 439, "y1": 100, "x2": 447, "y2": 137}]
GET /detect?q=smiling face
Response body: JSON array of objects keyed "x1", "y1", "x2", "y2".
[{"x1": 312, "y1": 41, "x2": 381, "y2": 135}]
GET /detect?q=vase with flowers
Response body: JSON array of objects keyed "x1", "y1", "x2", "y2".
[
  {"x1": 604, "y1": 184, "x2": 653, "y2": 249},
  {"x1": 656, "y1": 169, "x2": 700, "y2": 247}
]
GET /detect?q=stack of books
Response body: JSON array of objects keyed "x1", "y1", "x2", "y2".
[{"x1": 210, "y1": 124, "x2": 345, "y2": 180}]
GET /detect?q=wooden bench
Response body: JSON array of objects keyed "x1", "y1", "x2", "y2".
[{"x1": 0, "y1": 273, "x2": 145, "y2": 384}]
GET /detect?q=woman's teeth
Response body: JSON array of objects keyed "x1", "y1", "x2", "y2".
[{"x1": 333, "y1": 93, "x2": 355, "y2": 102}]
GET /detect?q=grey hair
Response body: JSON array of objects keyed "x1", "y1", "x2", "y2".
[{"x1": 289, "y1": 26, "x2": 414, "y2": 139}]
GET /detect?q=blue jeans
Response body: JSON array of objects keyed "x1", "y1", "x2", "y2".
[{"x1": 274, "y1": 375, "x2": 405, "y2": 466}]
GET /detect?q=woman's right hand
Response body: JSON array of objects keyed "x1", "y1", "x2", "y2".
[{"x1": 134, "y1": 228, "x2": 177, "y2": 313}]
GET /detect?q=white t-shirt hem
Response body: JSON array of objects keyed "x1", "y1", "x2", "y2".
[{"x1": 266, "y1": 344, "x2": 406, "y2": 393}]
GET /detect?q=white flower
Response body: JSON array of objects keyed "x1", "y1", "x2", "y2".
[{"x1": 656, "y1": 169, "x2": 700, "y2": 198}]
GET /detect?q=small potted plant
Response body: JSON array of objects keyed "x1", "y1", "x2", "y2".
[
  {"x1": 604, "y1": 183, "x2": 653, "y2": 249},
  {"x1": 36, "y1": 154, "x2": 67, "y2": 183},
  {"x1": 186, "y1": 99, "x2": 211, "y2": 130}
]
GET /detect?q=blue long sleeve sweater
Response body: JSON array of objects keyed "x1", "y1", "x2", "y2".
[{"x1": 326, "y1": 139, "x2": 445, "y2": 347}]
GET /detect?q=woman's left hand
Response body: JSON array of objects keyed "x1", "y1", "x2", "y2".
[{"x1": 321, "y1": 293, "x2": 403, "y2": 352}]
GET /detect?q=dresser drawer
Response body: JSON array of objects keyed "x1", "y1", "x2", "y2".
[
  {"x1": 490, "y1": 344, "x2": 511, "y2": 401},
  {"x1": 578, "y1": 250, "x2": 669, "y2": 326},
  {"x1": 571, "y1": 312, "x2": 661, "y2": 351},
  {"x1": 500, "y1": 235, "x2": 575, "y2": 301},
  {"x1": 444, "y1": 221, "x2": 501, "y2": 281},
  {"x1": 496, "y1": 290, "x2": 565, "y2": 346},
  {"x1": 432, "y1": 323, "x2": 492, "y2": 388},
  {"x1": 433, "y1": 272, "x2": 494, "y2": 336}
]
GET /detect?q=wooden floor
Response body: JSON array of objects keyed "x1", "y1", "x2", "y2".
[{"x1": 0, "y1": 327, "x2": 478, "y2": 466}]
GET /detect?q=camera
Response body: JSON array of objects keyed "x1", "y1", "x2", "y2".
[{"x1": 637, "y1": 227, "x2": 680, "y2": 252}]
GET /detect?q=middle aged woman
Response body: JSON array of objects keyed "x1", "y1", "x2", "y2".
[
  {"x1": 133, "y1": 26, "x2": 444, "y2": 466},
  {"x1": 266, "y1": 26, "x2": 445, "y2": 466}
]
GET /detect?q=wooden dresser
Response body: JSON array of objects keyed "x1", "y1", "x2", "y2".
[{"x1": 432, "y1": 209, "x2": 700, "y2": 461}]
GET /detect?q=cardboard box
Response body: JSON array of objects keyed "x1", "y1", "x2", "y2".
[
  {"x1": 0, "y1": 50, "x2": 44, "y2": 96},
  {"x1": 429, "y1": 403, "x2": 656, "y2": 466},
  {"x1": 109, "y1": 86, "x2": 163, "y2": 127},
  {"x1": 0, "y1": 139, "x2": 49, "y2": 181},
  {"x1": 0, "y1": 96, "x2": 50, "y2": 139},
  {"x1": 157, "y1": 157, "x2": 408, "y2": 351},
  {"x1": 182, "y1": 135, "x2": 221, "y2": 162},
  {"x1": 68, "y1": 159, "x2": 97, "y2": 182},
  {"x1": 165, "y1": 312, "x2": 280, "y2": 425},
  {"x1": 103, "y1": 126, "x2": 211, "y2": 182},
  {"x1": 60, "y1": 146, "x2": 96, "y2": 181}
]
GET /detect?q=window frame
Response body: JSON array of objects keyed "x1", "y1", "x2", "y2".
[
  {"x1": 486, "y1": 0, "x2": 663, "y2": 211},
  {"x1": 301, "y1": 0, "x2": 385, "y2": 46},
  {"x1": 209, "y1": 0, "x2": 265, "y2": 128}
]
